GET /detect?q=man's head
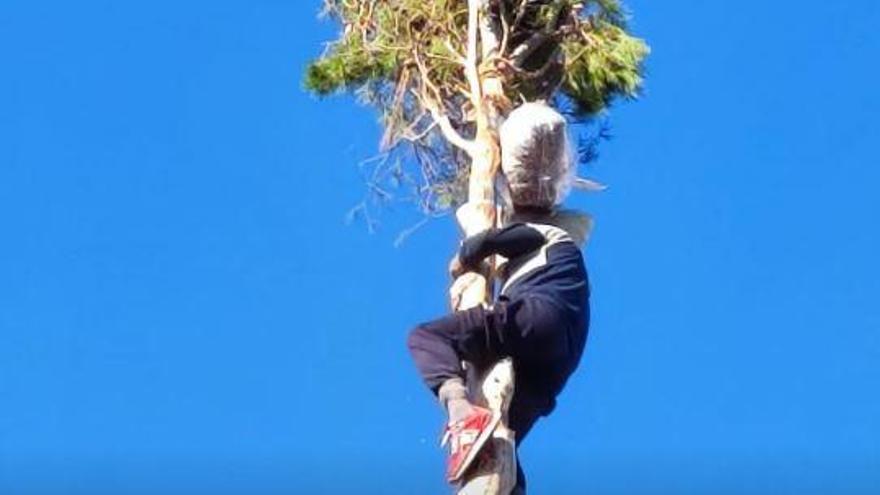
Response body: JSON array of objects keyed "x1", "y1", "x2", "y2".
[{"x1": 499, "y1": 102, "x2": 573, "y2": 211}]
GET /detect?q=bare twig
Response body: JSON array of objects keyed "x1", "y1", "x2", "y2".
[{"x1": 465, "y1": 0, "x2": 483, "y2": 110}]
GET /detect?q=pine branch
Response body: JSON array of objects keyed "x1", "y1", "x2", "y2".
[{"x1": 304, "y1": 0, "x2": 649, "y2": 217}]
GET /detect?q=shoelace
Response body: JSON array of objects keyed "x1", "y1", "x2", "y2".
[{"x1": 441, "y1": 422, "x2": 479, "y2": 452}]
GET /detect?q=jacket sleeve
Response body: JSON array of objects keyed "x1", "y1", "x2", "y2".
[{"x1": 458, "y1": 223, "x2": 545, "y2": 271}]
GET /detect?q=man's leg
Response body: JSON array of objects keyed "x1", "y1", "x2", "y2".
[
  {"x1": 507, "y1": 384, "x2": 553, "y2": 495},
  {"x1": 407, "y1": 296, "x2": 577, "y2": 397},
  {"x1": 504, "y1": 297, "x2": 590, "y2": 495},
  {"x1": 406, "y1": 304, "x2": 497, "y2": 395},
  {"x1": 407, "y1": 297, "x2": 583, "y2": 489}
]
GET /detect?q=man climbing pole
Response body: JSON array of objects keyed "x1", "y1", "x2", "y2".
[
  {"x1": 407, "y1": 102, "x2": 593, "y2": 493},
  {"x1": 305, "y1": 1, "x2": 648, "y2": 492}
]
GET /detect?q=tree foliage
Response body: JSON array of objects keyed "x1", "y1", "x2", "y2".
[{"x1": 304, "y1": 0, "x2": 648, "y2": 216}]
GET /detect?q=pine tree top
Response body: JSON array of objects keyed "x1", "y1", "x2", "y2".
[{"x1": 304, "y1": 0, "x2": 648, "y2": 217}]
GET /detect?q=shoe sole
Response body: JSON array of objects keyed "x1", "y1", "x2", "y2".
[{"x1": 448, "y1": 410, "x2": 502, "y2": 483}]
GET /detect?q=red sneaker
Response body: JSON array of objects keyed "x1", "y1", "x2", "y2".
[{"x1": 441, "y1": 406, "x2": 502, "y2": 483}]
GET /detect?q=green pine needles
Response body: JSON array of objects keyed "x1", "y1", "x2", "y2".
[{"x1": 304, "y1": 0, "x2": 648, "y2": 217}]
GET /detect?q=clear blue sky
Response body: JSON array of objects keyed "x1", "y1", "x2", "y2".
[{"x1": 1, "y1": 1, "x2": 878, "y2": 494}]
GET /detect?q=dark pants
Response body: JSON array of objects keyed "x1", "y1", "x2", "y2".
[{"x1": 407, "y1": 295, "x2": 589, "y2": 493}]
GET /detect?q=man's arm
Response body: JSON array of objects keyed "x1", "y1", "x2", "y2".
[{"x1": 456, "y1": 223, "x2": 545, "y2": 273}]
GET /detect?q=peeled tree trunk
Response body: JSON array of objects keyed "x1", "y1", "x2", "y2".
[
  {"x1": 453, "y1": 174, "x2": 519, "y2": 495},
  {"x1": 448, "y1": 2, "x2": 517, "y2": 493},
  {"x1": 451, "y1": 148, "x2": 517, "y2": 494}
]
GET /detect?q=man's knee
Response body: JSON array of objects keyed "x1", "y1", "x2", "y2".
[{"x1": 406, "y1": 323, "x2": 430, "y2": 354}]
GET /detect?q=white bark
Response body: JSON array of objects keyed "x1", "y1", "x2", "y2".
[{"x1": 452, "y1": 2, "x2": 517, "y2": 494}]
